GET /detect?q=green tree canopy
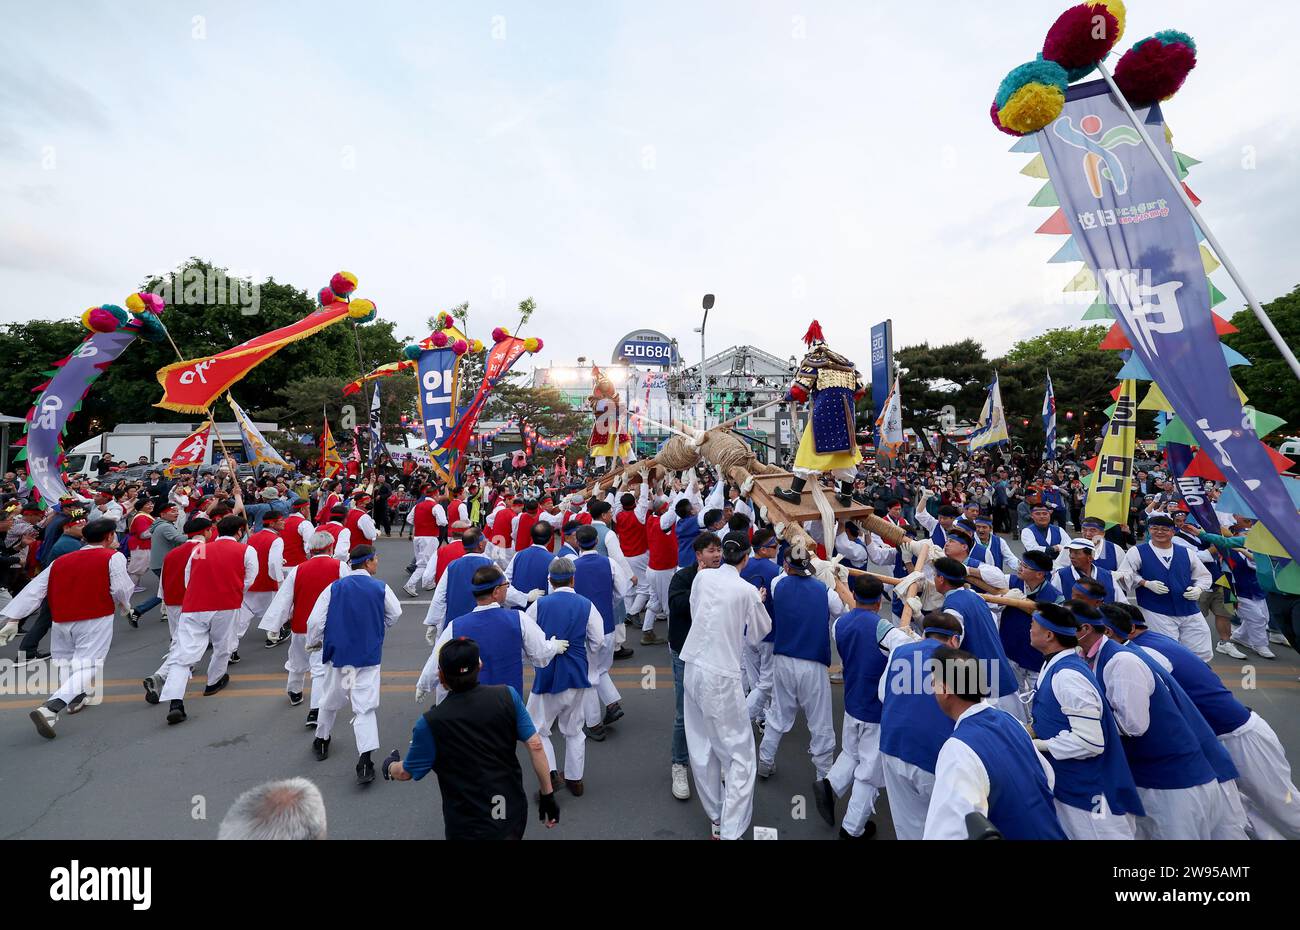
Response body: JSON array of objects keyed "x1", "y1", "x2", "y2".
[{"x1": 1223, "y1": 285, "x2": 1300, "y2": 425}]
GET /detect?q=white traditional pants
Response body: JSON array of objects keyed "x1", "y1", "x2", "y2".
[
  {"x1": 1134, "y1": 780, "x2": 1226, "y2": 840},
  {"x1": 757, "y1": 654, "x2": 835, "y2": 779},
  {"x1": 1141, "y1": 609, "x2": 1213, "y2": 663},
  {"x1": 159, "y1": 609, "x2": 238, "y2": 701},
  {"x1": 882, "y1": 753, "x2": 935, "y2": 841},
  {"x1": 584, "y1": 631, "x2": 620, "y2": 724},
  {"x1": 315, "y1": 663, "x2": 382, "y2": 754},
  {"x1": 1054, "y1": 797, "x2": 1136, "y2": 840},
  {"x1": 407, "y1": 535, "x2": 438, "y2": 594},
  {"x1": 744, "y1": 642, "x2": 775, "y2": 721},
  {"x1": 127, "y1": 549, "x2": 151, "y2": 589},
  {"x1": 646, "y1": 567, "x2": 674, "y2": 626},
  {"x1": 1233, "y1": 598, "x2": 1270, "y2": 653},
  {"x1": 828, "y1": 714, "x2": 882, "y2": 837},
  {"x1": 625, "y1": 552, "x2": 650, "y2": 615},
  {"x1": 49, "y1": 616, "x2": 113, "y2": 706},
  {"x1": 683, "y1": 662, "x2": 757, "y2": 840},
  {"x1": 285, "y1": 632, "x2": 326, "y2": 709},
  {"x1": 1220, "y1": 712, "x2": 1300, "y2": 839},
  {"x1": 151, "y1": 604, "x2": 183, "y2": 679},
  {"x1": 528, "y1": 688, "x2": 589, "y2": 779}
]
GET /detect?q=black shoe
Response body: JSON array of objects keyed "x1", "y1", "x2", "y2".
[
  {"x1": 203, "y1": 673, "x2": 230, "y2": 696},
  {"x1": 852, "y1": 493, "x2": 872, "y2": 507},
  {"x1": 839, "y1": 822, "x2": 877, "y2": 840},
  {"x1": 584, "y1": 724, "x2": 607, "y2": 742},
  {"x1": 66, "y1": 693, "x2": 89, "y2": 715},
  {"x1": 143, "y1": 676, "x2": 160, "y2": 705},
  {"x1": 16, "y1": 649, "x2": 50, "y2": 667},
  {"x1": 356, "y1": 756, "x2": 375, "y2": 784},
  {"x1": 264, "y1": 636, "x2": 278, "y2": 649},
  {"x1": 127, "y1": 609, "x2": 140, "y2": 628},
  {"x1": 228, "y1": 651, "x2": 241, "y2": 664},
  {"x1": 774, "y1": 486, "x2": 803, "y2": 505},
  {"x1": 612, "y1": 646, "x2": 635, "y2": 660},
  {"x1": 166, "y1": 700, "x2": 187, "y2": 725},
  {"x1": 836, "y1": 492, "x2": 853, "y2": 508},
  {"x1": 287, "y1": 691, "x2": 303, "y2": 706},
  {"x1": 814, "y1": 777, "x2": 836, "y2": 826},
  {"x1": 602, "y1": 703, "x2": 625, "y2": 726},
  {"x1": 313, "y1": 736, "x2": 331, "y2": 761},
  {"x1": 305, "y1": 708, "x2": 319, "y2": 728}
]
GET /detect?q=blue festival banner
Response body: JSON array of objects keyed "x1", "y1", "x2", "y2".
[
  {"x1": 1165, "y1": 440, "x2": 1221, "y2": 532},
  {"x1": 416, "y1": 345, "x2": 460, "y2": 481},
  {"x1": 1038, "y1": 80, "x2": 1300, "y2": 561},
  {"x1": 869, "y1": 320, "x2": 893, "y2": 445}
]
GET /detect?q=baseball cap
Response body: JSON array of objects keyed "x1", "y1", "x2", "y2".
[{"x1": 1063, "y1": 537, "x2": 1094, "y2": 551}]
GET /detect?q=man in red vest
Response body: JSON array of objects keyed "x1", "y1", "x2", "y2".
[
  {"x1": 126, "y1": 497, "x2": 155, "y2": 593},
  {"x1": 642, "y1": 493, "x2": 676, "y2": 646},
  {"x1": 614, "y1": 484, "x2": 651, "y2": 623},
  {"x1": 315, "y1": 481, "x2": 341, "y2": 523},
  {"x1": 142, "y1": 516, "x2": 216, "y2": 705},
  {"x1": 2, "y1": 517, "x2": 132, "y2": 739},
  {"x1": 487, "y1": 494, "x2": 521, "y2": 560},
  {"x1": 157, "y1": 514, "x2": 258, "y2": 725},
  {"x1": 512, "y1": 498, "x2": 542, "y2": 555},
  {"x1": 260, "y1": 530, "x2": 342, "y2": 726},
  {"x1": 336, "y1": 493, "x2": 378, "y2": 558},
  {"x1": 316, "y1": 505, "x2": 347, "y2": 560},
  {"x1": 281, "y1": 498, "x2": 314, "y2": 570},
  {"x1": 404, "y1": 484, "x2": 443, "y2": 597},
  {"x1": 241, "y1": 511, "x2": 286, "y2": 651}
]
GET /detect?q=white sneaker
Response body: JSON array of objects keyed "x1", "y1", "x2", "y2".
[
  {"x1": 29, "y1": 706, "x2": 58, "y2": 739},
  {"x1": 1216, "y1": 640, "x2": 1248, "y2": 660},
  {"x1": 710, "y1": 822, "x2": 721, "y2": 840},
  {"x1": 1269, "y1": 632, "x2": 1289, "y2": 646},
  {"x1": 671, "y1": 764, "x2": 691, "y2": 801},
  {"x1": 1256, "y1": 645, "x2": 1276, "y2": 660}
]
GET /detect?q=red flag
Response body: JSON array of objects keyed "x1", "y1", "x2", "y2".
[
  {"x1": 320, "y1": 417, "x2": 342, "y2": 479},
  {"x1": 165, "y1": 423, "x2": 211, "y2": 476}
]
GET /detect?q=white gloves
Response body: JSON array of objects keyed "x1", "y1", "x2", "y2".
[
  {"x1": 897, "y1": 539, "x2": 917, "y2": 561},
  {"x1": 425, "y1": 624, "x2": 438, "y2": 645},
  {"x1": 415, "y1": 684, "x2": 429, "y2": 704},
  {"x1": 0, "y1": 620, "x2": 17, "y2": 646},
  {"x1": 906, "y1": 596, "x2": 924, "y2": 616},
  {"x1": 1183, "y1": 585, "x2": 1204, "y2": 601},
  {"x1": 1143, "y1": 580, "x2": 1170, "y2": 595},
  {"x1": 549, "y1": 637, "x2": 570, "y2": 654},
  {"x1": 894, "y1": 571, "x2": 925, "y2": 598},
  {"x1": 811, "y1": 557, "x2": 847, "y2": 590},
  {"x1": 527, "y1": 589, "x2": 543, "y2": 605}
]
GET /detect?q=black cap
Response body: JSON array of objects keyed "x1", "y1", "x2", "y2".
[
  {"x1": 786, "y1": 556, "x2": 816, "y2": 577},
  {"x1": 183, "y1": 516, "x2": 213, "y2": 535},
  {"x1": 439, "y1": 637, "x2": 480, "y2": 677},
  {"x1": 1022, "y1": 549, "x2": 1054, "y2": 572}
]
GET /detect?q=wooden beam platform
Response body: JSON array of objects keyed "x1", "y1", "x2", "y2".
[{"x1": 747, "y1": 474, "x2": 879, "y2": 526}]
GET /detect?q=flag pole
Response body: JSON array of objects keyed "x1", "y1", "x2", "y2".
[
  {"x1": 156, "y1": 318, "x2": 236, "y2": 469},
  {"x1": 1095, "y1": 61, "x2": 1300, "y2": 382}
]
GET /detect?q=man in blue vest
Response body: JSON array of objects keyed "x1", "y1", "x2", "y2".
[
  {"x1": 1074, "y1": 602, "x2": 1229, "y2": 839},
  {"x1": 1126, "y1": 605, "x2": 1300, "y2": 839},
  {"x1": 305, "y1": 545, "x2": 404, "y2": 784},
  {"x1": 1020, "y1": 502, "x2": 1067, "y2": 556},
  {"x1": 1079, "y1": 516, "x2": 1125, "y2": 573},
  {"x1": 740, "y1": 529, "x2": 780, "y2": 729},
  {"x1": 879, "y1": 611, "x2": 962, "y2": 840},
  {"x1": 1028, "y1": 601, "x2": 1143, "y2": 839},
  {"x1": 916, "y1": 498, "x2": 958, "y2": 548},
  {"x1": 828, "y1": 575, "x2": 916, "y2": 840},
  {"x1": 525, "y1": 558, "x2": 606, "y2": 797},
  {"x1": 505, "y1": 521, "x2": 558, "y2": 608},
  {"x1": 419, "y1": 565, "x2": 568, "y2": 704},
  {"x1": 924, "y1": 645, "x2": 1067, "y2": 840},
  {"x1": 1056, "y1": 537, "x2": 1124, "y2": 605},
  {"x1": 756, "y1": 551, "x2": 853, "y2": 825},
  {"x1": 985, "y1": 549, "x2": 1061, "y2": 695},
  {"x1": 931, "y1": 556, "x2": 1025, "y2": 721},
  {"x1": 423, "y1": 527, "x2": 494, "y2": 638},
  {"x1": 1119, "y1": 514, "x2": 1214, "y2": 662},
  {"x1": 587, "y1": 500, "x2": 637, "y2": 660},
  {"x1": 573, "y1": 525, "x2": 632, "y2": 740},
  {"x1": 555, "y1": 521, "x2": 581, "y2": 561}
]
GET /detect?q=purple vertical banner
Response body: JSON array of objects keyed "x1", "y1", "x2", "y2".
[
  {"x1": 1037, "y1": 80, "x2": 1300, "y2": 561},
  {"x1": 870, "y1": 320, "x2": 893, "y2": 448},
  {"x1": 1165, "y1": 441, "x2": 1220, "y2": 531}
]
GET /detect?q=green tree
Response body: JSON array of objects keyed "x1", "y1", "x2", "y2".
[
  {"x1": 1223, "y1": 285, "x2": 1300, "y2": 423},
  {"x1": 487, "y1": 382, "x2": 588, "y2": 468},
  {"x1": 893, "y1": 339, "x2": 993, "y2": 434}
]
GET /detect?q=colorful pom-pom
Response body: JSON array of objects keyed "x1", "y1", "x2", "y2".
[
  {"x1": 1043, "y1": 4, "x2": 1121, "y2": 72},
  {"x1": 125, "y1": 293, "x2": 147, "y2": 315},
  {"x1": 436, "y1": 311, "x2": 454, "y2": 330},
  {"x1": 82, "y1": 306, "x2": 120, "y2": 333},
  {"x1": 469, "y1": 339, "x2": 484, "y2": 353},
  {"x1": 330, "y1": 271, "x2": 358, "y2": 296},
  {"x1": 403, "y1": 344, "x2": 422, "y2": 361},
  {"x1": 523, "y1": 337, "x2": 541, "y2": 353},
  {"x1": 1113, "y1": 32, "x2": 1197, "y2": 106},
  {"x1": 451, "y1": 339, "x2": 468, "y2": 356},
  {"x1": 991, "y1": 100, "x2": 1024, "y2": 136},
  {"x1": 998, "y1": 81, "x2": 1066, "y2": 135},
  {"x1": 135, "y1": 312, "x2": 168, "y2": 343},
  {"x1": 431, "y1": 331, "x2": 449, "y2": 348},
  {"x1": 491, "y1": 326, "x2": 509, "y2": 342},
  {"x1": 994, "y1": 59, "x2": 1068, "y2": 110},
  {"x1": 1097, "y1": 0, "x2": 1126, "y2": 44},
  {"x1": 101, "y1": 304, "x2": 129, "y2": 326},
  {"x1": 347, "y1": 298, "x2": 376, "y2": 320},
  {"x1": 318, "y1": 287, "x2": 337, "y2": 306}
]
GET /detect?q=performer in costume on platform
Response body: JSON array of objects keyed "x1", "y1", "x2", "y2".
[
  {"x1": 586, "y1": 365, "x2": 634, "y2": 475},
  {"x1": 775, "y1": 321, "x2": 867, "y2": 508}
]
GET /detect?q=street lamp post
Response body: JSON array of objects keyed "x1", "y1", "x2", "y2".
[{"x1": 696, "y1": 294, "x2": 714, "y2": 425}]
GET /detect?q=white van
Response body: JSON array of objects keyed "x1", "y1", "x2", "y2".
[
  {"x1": 63, "y1": 421, "x2": 279, "y2": 476},
  {"x1": 1279, "y1": 438, "x2": 1300, "y2": 461}
]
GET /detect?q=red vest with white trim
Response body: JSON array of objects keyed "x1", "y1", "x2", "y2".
[
  {"x1": 248, "y1": 528, "x2": 281, "y2": 593},
  {"x1": 490, "y1": 507, "x2": 517, "y2": 548},
  {"x1": 291, "y1": 556, "x2": 344, "y2": 634},
  {"x1": 316, "y1": 493, "x2": 339, "y2": 523},
  {"x1": 447, "y1": 499, "x2": 465, "y2": 524},
  {"x1": 181, "y1": 538, "x2": 249, "y2": 612},
  {"x1": 412, "y1": 499, "x2": 438, "y2": 537},
  {"x1": 646, "y1": 514, "x2": 678, "y2": 571},
  {"x1": 162, "y1": 538, "x2": 202, "y2": 606},
  {"x1": 317, "y1": 521, "x2": 343, "y2": 550},
  {"x1": 514, "y1": 511, "x2": 539, "y2": 553},
  {"x1": 129, "y1": 514, "x2": 153, "y2": 551},
  {"x1": 47, "y1": 547, "x2": 116, "y2": 623},
  {"x1": 616, "y1": 509, "x2": 648, "y2": 557},
  {"x1": 434, "y1": 540, "x2": 466, "y2": 585},
  {"x1": 282, "y1": 515, "x2": 308, "y2": 566}
]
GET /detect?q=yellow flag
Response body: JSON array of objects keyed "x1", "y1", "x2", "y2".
[{"x1": 1084, "y1": 380, "x2": 1138, "y2": 527}]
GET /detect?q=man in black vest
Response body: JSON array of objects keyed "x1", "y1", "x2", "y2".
[{"x1": 383, "y1": 637, "x2": 560, "y2": 839}]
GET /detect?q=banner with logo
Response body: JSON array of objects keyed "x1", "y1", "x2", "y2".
[
  {"x1": 416, "y1": 345, "x2": 462, "y2": 483},
  {"x1": 968, "y1": 372, "x2": 1009, "y2": 451},
  {"x1": 227, "y1": 393, "x2": 292, "y2": 469},
  {"x1": 875, "y1": 376, "x2": 905, "y2": 457},
  {"x1": 1042, "y1": 370, "x2": 1057, "y2": 460},
  {"x1": 1039, "y1": 80, "x2": 1300, "y2": 560},
  {"x1": 1084, "y1": 380, "x2": 1137, "y2": 527},
  {"x1": 869, "y1": 321, "x2": 893, "y2": 444},
  {"x1": 1165, "y1": 440, "x2": 1221, "y2": 532},
  {"x1": 443, "y1": 336, "x2": 528, "y2": 455},
  {"x1": 165, "y1": 422, "x2": 211, "y2": 475},
  {"x1": 155, "y1": 305, "x2": 351, "y2": 413}
]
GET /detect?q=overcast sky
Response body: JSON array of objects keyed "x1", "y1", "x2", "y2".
[{"x1": 2, "y1": 0, "x2": 1296, "y2": 375}]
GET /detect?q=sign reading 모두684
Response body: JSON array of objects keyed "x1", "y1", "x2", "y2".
[{"x1": 612, "y1": 329, "x2": 679, "y2": 368}]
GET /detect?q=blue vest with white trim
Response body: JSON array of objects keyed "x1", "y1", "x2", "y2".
[
  {"x1": 880, "y1": 638, "x2": 954, "y2": 773},
  {"x1": 944, "y1": 587, "x2": 1019, "y2": 697},
  {"x1": 591, "y1": 521, "x2": 610, "y2": 556},
  {"x1": 1092, "y1": 638, "x2": 1216, "y2": 790},
  {"x1": 835, "y1": 609, "x2": 890, "y2": 723},
  {"x1": 1028, "y1": 524, "x2": 1066, "y2": 549},
  {"x1": 1055, "y1": 565, "x2": 1115, "y2": 604},
  {"x1": 740, "y1": 556, "x2": 780, "y2": 629},
  {"x1": 998, "y1": 577, "x2": 1061, "y2": 674},
  {"x1": 1134, "y1": 543, "x2": 1199, "y2": 617},
  {"x1": 676, "y1": 516, "x2": 702, "y2": 569},
  {"x1": 1093, "y1": 539, "x2": 1120, "y2": 572},
  {"x1": 772, "y1": 575, "x2": 832, "y2": 666},
  {"x1": 573, "y1": 553, "x2": 615, "y2": 635},
  {"x1": 1134, "y1": 630, "x2": 1250, "y2": 737},
  {"x1": 1033, "y1": 652, "x2": 1143, "y2": 816},
  {"x1": 951, "y1": 707, "x2": 1068, "y2": 840},
  {"x1": 444, "y1": 554, "x2": 495, "y2": 627},
  {"x1": 510, "y1": 546, "x2": 554, "y2": 601},
  {"x1": 531, "y1": 591, "x2": 592, "y2": 695},
  {"x1": 451, "y1": 606, "x2": 525, "y2": 695},
  {"x1": 321, "y1": 573, "x2": 388, "y2": 668}
]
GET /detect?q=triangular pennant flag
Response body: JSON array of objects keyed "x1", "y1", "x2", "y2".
[
  {"x1": 1010, "y1": 135, "x2": 1041, "y2": 154},
  {"x1": 1116, "y1": 354, "x2": 1152, "y2": 380},
  {"x1": 1222, "y1": 343, "x2": 1251, "y2": 367},
  {"x1": 1160, "y1": 417, "x2": 1197, "y2": 446},
  {"x1": 1139, "y1": 382, "x2": 1174, "y2": 412},
  {"x1": 1175, "y1": 151, "x2": 1201, "y2": 171},
  {"x1": 1246, "y1": 521, "x2": 1291, "y2": 560},
  {"x1": 1185, "y1": 447, "x2": 1225, "y2": 481},
  {"x1": 1247, "y1": 409, "x2": 1286, "y2": 439},
  {"x1": 1193, "y1": 222, "x2": 1206, "y2": 243},
  {"x1": 1083, "y1": 455, "x2": 1098, "y2": 472},
  {"x1": 1274, "y1": 560, "x2": 1300, "y2": 595},
  {"x1": 1235, "y1": 381, "x2": 1249, "y2": 404},
  {"x1": 1211, "y1": 313, "x2": 1239, "y2": 336},
  {"x1": 1048, "y1": 237, "x2": 1083, "y2": 263},
  {"x1": 1200, "y1": 244, "x2": 1221, "y2": 275},
  {"x1": 1082, "y1": 295, "x2": 1115, "y2": 320},
  {"x1": 1207, "y1": 279, "x2": 1228, "y2": 308},
  {"x1": 1110, "y1": 384, "x2": 1123, "y2": 401},
  {"x1": 1035, "y1": 208, "x2": 1071, "y2": 235},
  {"x1": 1020, "y1": 154, "x2": 1049, "y2": 178},
  {"x1": 1063, "y1": 265, "x2": 1097, "y2": 292},
  {"x1": 1099, "y1": 323, "x2": 1130, "y2": 351},
  {"x1": 1029, "y1": 181, "x2": 1059, "y2": 207},
  {"x1": 1175, "y1": 158, "x2": 1189, "y2": 181},
  {"x1": 1104, "y1": 403, "x2": 1117, "y2": 418},
  {"x1": 1265, "y1": 445, "x2": 1295, "y2": 473},
  {"x1": 1182, "y1": 183, "x2": 1201, "y2": 207}
]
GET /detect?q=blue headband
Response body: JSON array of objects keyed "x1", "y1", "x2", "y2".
[
  {"x1": 1071, "y1": 583, "x2": 1100, "y2": 600},
  {"x1": 1098, "y1": 615, "x2": 1129, "y2": 638},
  {"x1": 923, "y1": 627, "x2": 955, "y2": 638},
  {"x1": 548, "y1": 568, "x2": 576, "y2": 581},
  {"x1": 578, "y1": 538, "x2": 598, "y2": 551},
  {"x1": 471, "y1": 576, "x2": 505, "y2": 594},
  {"x1": 936, "y1": 565, "x2": 967, "y2": 584},
  {"x1": 1032, "y1": 611, "x2": 1077, "y2": 638},
  {"x1": 349, "y1": 552, "x2": 374, "y2": 567},
  {"x1": 974, "y1": 516, "x2": 993, "y2": 526}
]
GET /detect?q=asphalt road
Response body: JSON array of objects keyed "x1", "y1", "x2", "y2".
[{"x1": 0, "y1": 534, "x2": 1295, "y2": 840}]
